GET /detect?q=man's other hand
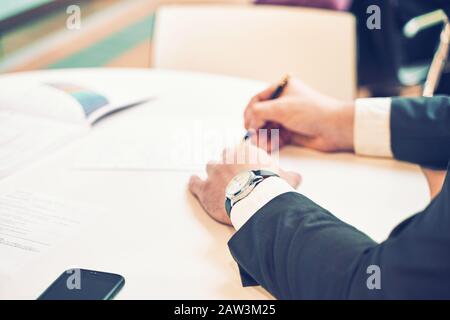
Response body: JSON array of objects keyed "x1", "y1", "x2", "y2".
[
  {"x1": 188, "y1": 143, "x2": 301, "y2": 226},
  {"x1": 244, "y1": 78, "x2": 355, "y2": 152}
]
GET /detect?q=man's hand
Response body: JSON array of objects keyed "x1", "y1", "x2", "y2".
[
  {"x1": 244, "y1": 78, "x2": 355, "y2": 152},
  {"x1": 188, "y1": 143, "x2": 301, "y2": 226}
]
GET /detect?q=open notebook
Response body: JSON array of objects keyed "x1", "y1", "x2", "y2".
[{"x1": 0, "y1": 80, "x2": 153, "y2": 179}]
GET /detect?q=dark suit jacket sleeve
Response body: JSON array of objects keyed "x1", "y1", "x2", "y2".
[
  {"x1": 391, "y1": 96, "x2": 450, "y2": 169},
  {"x1": 228, "y1": 167, "x2": 450, "y2": 299}
]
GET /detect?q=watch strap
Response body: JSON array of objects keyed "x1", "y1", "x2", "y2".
[
  {"x1": 225, "y1": 170, "x2": 279, "y2": 217},
  {"x1": 225, "y1": 198, "x2": 232, "y2": 216},
  {"x1": 253, "y1": 169, "x2": 279, "y2": 179}
]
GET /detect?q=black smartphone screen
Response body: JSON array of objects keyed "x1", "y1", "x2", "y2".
[{"x1": 38, "y1": 269, "x2": 125, "y2": 300}]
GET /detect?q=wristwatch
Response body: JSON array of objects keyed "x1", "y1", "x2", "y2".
[{"x1": 225, "y1": 169, "x2": 279, "y2": 216}]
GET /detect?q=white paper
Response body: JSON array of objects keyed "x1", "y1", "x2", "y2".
[
  {"x1": 0, "y1": 190, "x2": 103, "y2": 274},
  {"x1": 0, "y1": 79, "x2": 154, "y2": 179},
  {"x1": 0, "y1": 78, "x2": 155, "y2": 125},
  {"x1": 0, "y1": 111, "x2": 84, "y2": 179},
  {"x1": 72, "y1": 116, "x2": 245, "y2": 171}
]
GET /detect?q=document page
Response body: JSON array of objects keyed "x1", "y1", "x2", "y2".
[
  {"x1": 0, "y1": 78, "x2": 155, "y2": 125},
  {"x1": 0, "y1": 111, "x2": 85, "y2": 179},
  {"x1": 0, "y1": 190, "x2": 103, "y2": 274},
  {"x1": 0, "y1": 79, "x2": 154, "y2": 179}
]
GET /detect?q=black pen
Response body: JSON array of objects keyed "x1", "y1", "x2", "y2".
[{"x1": 244, "y1": 74, "x2": 290, "y2": 141}]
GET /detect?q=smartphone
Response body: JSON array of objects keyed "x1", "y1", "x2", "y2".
[{"x1": 38, "y1": 269, "x2": 125, "y2": 300}]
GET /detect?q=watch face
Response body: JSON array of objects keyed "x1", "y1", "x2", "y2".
[{"x1": 226, "y1": 171, "x2": 253, "y2": 198}]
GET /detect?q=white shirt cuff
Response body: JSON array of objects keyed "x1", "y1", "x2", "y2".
[
  {"x1": 354, "y1": 98, "x2": 393, "y2": 158},
  {"x1": 230, "y1": 177, "x2": 296, "y2": 231}
]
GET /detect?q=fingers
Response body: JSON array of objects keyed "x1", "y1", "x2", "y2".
[
  {"x1": 281, "y1": 170, "x2": 302, "y2": 188},
  {"x1": 255, "y1": 84, "x2": 279, "y2": 101},
  {"x1": 206, "y1": 160, "x2": 223, "y2": 176},
  {"x1": 244, "y1": 97, "x2": 257, "y2": 129},
  {"x1": 188, "y1": 175, "x2": 205, "y2": 198},
  {"x1": 244, "y1": 85, "x2": 278, "y2": 129},
  {"x1": 246, "y1": 100, "x2": 283, "y2": 130}
]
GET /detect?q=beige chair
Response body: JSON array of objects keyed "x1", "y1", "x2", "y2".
[{"x1": 153, "y1": 4, "x2": 356, "y2": 100}]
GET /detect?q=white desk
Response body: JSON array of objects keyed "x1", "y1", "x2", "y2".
[{"x1": 0, "y1": 69, "x2": 430, "y2": 299}]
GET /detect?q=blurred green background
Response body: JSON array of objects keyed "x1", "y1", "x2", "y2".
[{"x1": 0, "y1": 0, "x2": 157, "y2": 73}]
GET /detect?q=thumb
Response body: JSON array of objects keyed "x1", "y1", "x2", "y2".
[
  {"x1": 188, "y1": 175, "x2": 205, "y2": 199},
  {"x1": 280, "y1": 170, "x2": 302, "y2": 188}
]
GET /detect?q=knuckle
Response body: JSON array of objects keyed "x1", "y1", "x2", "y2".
[
  {"x1": 246, "y1": 97, "x2": 258, "y2": 110},
  {"x1": 247, "y1": 102, "x2": 256, "y2": 114},
  {"x1": 206, "y1": 160, "x2": 218, "y2": 170}
]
